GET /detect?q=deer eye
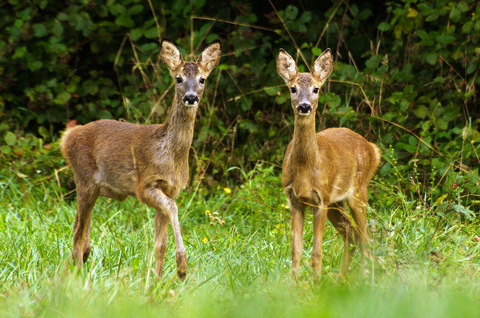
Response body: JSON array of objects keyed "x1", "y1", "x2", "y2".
[
  {"x1": 291, "y1": 87, "x2": 297, "y2": 93},
  {"x1": 199, "y1": 77, "x2": 205, "y2": 84},
  {"x1": 313, "y1": 87, "x2": 319, "y2": 94},
  {"x1": 176, "y1": 77, "x2": 183, "y2": 84}
]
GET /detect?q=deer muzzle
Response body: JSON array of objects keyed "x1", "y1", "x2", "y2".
[
  {"x1": 297, "y1": 103, "x2": 312, "y2": 116},
  {"x1": 183, "y1": 94, "x2": 199, "y2": 107}
]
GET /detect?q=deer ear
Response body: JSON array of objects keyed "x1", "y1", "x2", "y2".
[
  {"x1": 160, "y1": 39, "x2": 184, "y2": 72},
  {"x1": 277, "y1": 49, "x2": 298, "y2": 82},
  {"x1": 197, "y1": 40, "x2": 222, "y2": 76},
  {"x1": 312, "y1": 49, "x2": 333, "y2": 82}
]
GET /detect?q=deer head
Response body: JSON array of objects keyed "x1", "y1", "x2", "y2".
[
  {"x1": 160, "y1": 39, "x2": 222, "y2": 108},
  {"x1": 276, "y1": 49, "x2": 333, "y2": 117}
]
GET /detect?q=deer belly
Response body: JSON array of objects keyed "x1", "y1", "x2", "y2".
[
  {"x1": 329, "y1": 184, "x2": 355, "y2": 203},
  {"x1": 94, "y1": 169, "x2": 137, "y2": 197}
]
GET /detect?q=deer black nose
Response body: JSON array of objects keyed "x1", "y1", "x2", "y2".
[
  {"x1": 183, "y1": 94, "x2": 199, "y2": 106},
  {"x1": 297, "y1": 103, "x2": 312, "y2": 115}
]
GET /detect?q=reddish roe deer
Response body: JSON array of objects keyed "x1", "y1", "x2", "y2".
[
  {"x1": 61, "y1": 39, "x2": 222, "y2": 280},
  {"x1": 276, "y1": 48, "x2": 381, "y2": 280}
]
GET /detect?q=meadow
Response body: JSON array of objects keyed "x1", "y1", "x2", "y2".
[{"x1": 1, "y1": 162, "x2": 480, "y2": 317}]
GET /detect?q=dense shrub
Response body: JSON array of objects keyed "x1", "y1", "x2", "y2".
[{"x1": 0, "y1": 0, "x2": 478, "y2": 216}]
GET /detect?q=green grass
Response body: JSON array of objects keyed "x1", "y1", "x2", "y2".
[{"x1": 1, "y1": 164, "x2": 480, "y2": 317}]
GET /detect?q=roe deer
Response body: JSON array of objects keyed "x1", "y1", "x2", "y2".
[
  {"x1": 276, "y1": 48, "x2": 381, "y2": 280},
  {"x1": 60, "y1": 39, "x2": 222, "y2": 280}
]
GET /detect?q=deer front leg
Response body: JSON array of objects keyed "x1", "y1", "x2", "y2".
[
  {"x1": 72, "y1": 185, "x2": 99, "y2": 267},
  {"x1": 154, "y1": 209, "x2": 169, "y2": 279},
  {"x1": 141, "y1": 187, "x2": 187, "y2": 280},
  {"x1": 288, "y1": 196, "x2": 305, "y2": 280},
  {"x1": 311, "y1": 204, "x2": 328, "y2": 280}
]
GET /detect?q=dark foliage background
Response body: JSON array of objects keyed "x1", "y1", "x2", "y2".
[{"x1": 0, "y1": 0, "x2": 478, "y2": 216}]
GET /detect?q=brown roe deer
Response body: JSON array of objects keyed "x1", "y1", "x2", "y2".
[
  {"x1": 60, "y1": 39, "x2": 222, "y2": 280},
  {"x1": 276, "y1": 48, "x2": 381, "y2": 280}
]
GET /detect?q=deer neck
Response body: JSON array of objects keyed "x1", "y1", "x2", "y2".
[
  {"x1": 163, "y1": 96, "x2": 198, "y2": 154},
  {"x1": 291, "y1": 114, "x2": 319, "y2": 165}
]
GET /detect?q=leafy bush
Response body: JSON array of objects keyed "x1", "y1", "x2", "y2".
[{"x1": 0, "y1": 0, "x2": 478, "y2": 218}]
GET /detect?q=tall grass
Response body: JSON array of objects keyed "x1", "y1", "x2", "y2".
[{"x1": 1, "y1": 164, "x2": 480, "y2": 317}]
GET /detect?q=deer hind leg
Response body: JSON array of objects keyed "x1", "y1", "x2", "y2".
[
  {"x1": 142, "y1": 187, "x2": 187, "y2": 280},
  {"x1": 72, "y1": 184, "x2": 99, "y2": 267},
  {"x1": 83, "y1": 219, "x2": 92, "y2": 263},
  {"x1": 311, "y1": 203, "x2": 328, "y2": 280},
  {"x1": 347, "y1": 190, "x2": 372, "y2": 273},
  {"x1": 154, "y1": 209, "x2": 169, "y2": 279},
  {"x1": 288, "y1": 196, "x2": 305, "y2": 280},
  {"x1": 327, "y1": 202, "x2": 358, "y2": 278}
]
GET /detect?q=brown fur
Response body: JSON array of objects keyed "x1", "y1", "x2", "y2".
[
  {"x1": 61, "y1": 39, "x2": 222, "y2": 280},
  {"x1": 277, "y1": 48, "x2": 381, "y2": 280}
]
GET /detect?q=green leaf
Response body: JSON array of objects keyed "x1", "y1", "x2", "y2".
[
  {"x1": 432, "y1": 194, "x2": 448, "y2": 208},
  {"x1": 53, "y1": 91, "x2": 71, "y2": 104},
  {"x1": 417, "y1": 29, "x2": 428, "y2": 40},
  {"x1": 299, "y1": 11, "x2": 311, "y2": 23},
  {"x1": 130, "y1": 28, "x2": 143, "y2": 41},
  {"x1": 449, "y1": 7, "x2": 460, "y2": 22},
  {"x1": 435, "y1": 34, "x2": 455, "y2": 45},
  {"x1": 275, "y1": 95, "x2": 287, "y2": 104},
  {"x1": 284, "y1": 5, "x2": 298, "y2": 20},
  {"x1": 52, "y1": 20, "x2": 64, "y2": 37},
  {"x1": 140, "y1": 43, "x2": 157, "y2": 52},
  {"x1": 466, "y1": 170, "x2": 479, "y2": 184},
  {"x1": 129, "y1": 4, "x2": 144, "y2": 15},
  {"x1": 239, "y1": 119, "x2": 258, "y2": 133},
  {"x1": 458, "y1": 1, "x2": 469, "y2": 12},
  {"x1": 377, "y1": 22, "x2": 392, "y2": 31},
  {"x1": 397, "y1": 142, "x2": 416, "y2": 153},
  {"x1": 311, "y1": 47, "x2": 322, "y2": 56},
  {"x1": 425, "y1": 52, "x2": 437, "y2": 65},
  {"x1": 37, "y1": 0, "x2": 47, "y2": 9},
  {"x1": 325, "y1": 92, "x2": 341, "y2": 108},
  {"x1": 462, "y1": 21, "x2": 473, "y2": 34},
  {"x1": 115, "y1": 16, "x2": 134, "y2": 28},
  {"x1": 265, "y1": 87, "x2": 278, "y2": 96},
  {"x1": 0, "y1": 145, "x2": 12, "y2": 155},
  {"x1": 400, "y1": 99, "x2": 410, "y2": 112},
  {"x1": 109, "y1": 4, "x2": 126, "y2": 16},
  {"x1": 32, "y1": 23, "x2": 48, "y2": 37},
  {"x1": 388, "y1": 92, "x2": 403, "y2": 104},
  {"x1": 365, "y1": 55, "x2": 381, "y2": 69},
  {"x1": 12, "y1": 46, "x2": 26, "y2": 59},
  {"x1": 27, "y1": 60, "x2": 43, "y2": 72},
  {"x1": 443, "y1": 104, "x2": 460, "y2": 122},
  {"x1": 57, "y1": 12, "x2": 69, "y2": 21},
  {"x1": 358, "y1": 8, "x2": 372, "y2": 20},
  {"x1": 413, "y1": 105, "x2": 428, "y2": 119},
  {"x1": 435, "y1": 118, "x2": 448, "y2": 130},
  {"x1": 83, "y1": 80, "x2": 99, "y2": 95},
  {"x1": 4, "y1": 131, "x2": 17, "y2": 146},
  {"x1": 144, "y1": 27, "x2": 158, "y2": 39},
  {"x1": 38, "y1": 127, "x2": 49, "y2": 138},
  {"x1": 467, "y1": 63, "x2": 478, "y2": 75}
]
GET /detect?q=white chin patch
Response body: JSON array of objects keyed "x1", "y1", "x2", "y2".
[
  {"x1": 185, "y1": 101, "x2": 198, "y2": 107},
  {"x1": 299, "y1": 111, "x2": 311, "y2": 116}
]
